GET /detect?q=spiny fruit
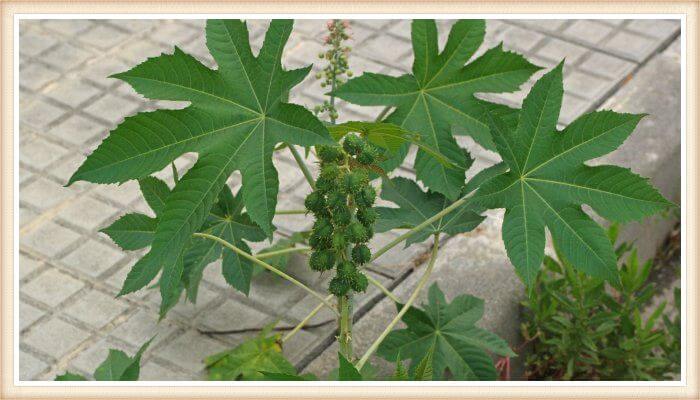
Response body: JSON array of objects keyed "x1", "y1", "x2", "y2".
[
  {"x1": 346, "y1": 221, "x2": 369, "y2": 243},
  {"x1": 351, "y1": 271, "x2": 368, "y2": 292},
  {"x1": 309, "y1": 249, "x2": 336, "y2": 271},
  {"x1": 304, "y1": 191, "x2": 326, "y2": 213},
  {"x1": 317, "y1": 145, "x2": 344, "y2": 163},
  {"x1": 356, "y1": 145, "x2": 378, "y2": 165},
  {"x1": 328, "y1": 275, "x2": 351, "y2": 296},
  {"x1": 342, "y1": 170, "x2": 368, "y2": 194},
  {"x1": 331, "y1": 206, "x2": 352, "y2": 226},
  {"x1": 342, "y1": 134, "x2": 364, "y2": 155},
  {"x1": 356, "y1": 207, "x2": 377, "y2": 227},
  {"x1": 351, "y1": 244, "x2": 371, "y2": 265},
  {"x1": 354, "y1": 185, "x2": 376, "y2": 208}
]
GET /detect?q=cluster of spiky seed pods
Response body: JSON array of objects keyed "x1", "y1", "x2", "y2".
[{"x1": 305, "y1": 134, "x2": 379, "y2": 296}]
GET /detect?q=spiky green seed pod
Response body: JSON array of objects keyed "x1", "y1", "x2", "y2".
[
  {"x1": 351, "y1": 271, "x2": 369, "y2": 293},
  {"x1": 315, "y1": 176, "x2": 335, "y2": 193},
  {"x1": 356, "y1": 207, "x2": 377, "y2": 227},
  {"x1": 351, "y1": 244, "x2": 371, "y2": 265},
  {"x1": 309, "y1": 249, "x2": 336, "y2": 271},
  {"x1": 342, "y1": 170, "x2": 368, "y2": 194},
  {"x1": 328, "y1": 276, "x2": 351, "y2": 296},
  {"x1": 317, "y1": 145, "x2": 343, "y2": 163},
  {"x1": 312, "y1": 217, "x2": 334, "y2": 239},
  {"x1": 355, "y1": 185, "x2": 377, "y2": 207},
  {"x1": 309, "y1": 231, "x2": 330, "y2": 249},
  {"x1": 332, "y1": 230, "x2": 347, "y2": 251},
  {"x1": 319, "y1": 164, "x2": 340, "y2": 182},
  {"x1": 346, "y1": 221, "x2": 369, "y2": 243},
  {"x1": 357, "y1": 145, "x2": 378, "y2": 165},
  {"x1": 342, "y1": 134, "x2": 365, "y2": 155},
  {"x1": 326, "y1": 191, "x2": 347, "y2": 210},
  {"x1": 331, "y1": 206, "x2": 352, "y2": 226},
  {"x1": 304, "y1": 191, "x2": 326, "y2": 214},
  {"x1": 336, "y1": 260, "x2": 357, "y2": 277}
]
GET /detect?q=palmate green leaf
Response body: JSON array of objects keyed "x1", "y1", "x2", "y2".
[
  {"x1": 471, "y1": 62, "x2": 674, "y2": 287},
  {"x1": 377, "y1": 283, "x2": 513, "y2": 380},
  {"x1": 68, "y1": 20, "x2": 334, "y2": 306},
  {"x1": 334, "y1": 20, "x2": 540, "y2": 199},
  {"x1": 328, "y1": 121, "x2": 458, "y2": 168},
  {"x1": 100, "y1": 176, "x2": 265, "y2": 315},
  {"x1": 205, "y1": 328, "x2": 296, "y2": 381},
  {"x1": 338, "y1": 353, "x2": 363, "y2": 381},
  {"x1": 375, "y1": 177, "x2": 484, "y2": 247}
]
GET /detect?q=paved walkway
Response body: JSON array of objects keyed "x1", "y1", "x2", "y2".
[{"x1": 18, "y1": 18, "x2": 680, "y2": 380}]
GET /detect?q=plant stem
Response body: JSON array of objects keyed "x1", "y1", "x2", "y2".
[
  {"x1": 287, "y1": 144, "x2": 316, "y2": 190},
  {"x1": 193, "y1": 232, "x2": 338, "y2": 316},
  {"x1": 356, "y1": 233, "x2": 441, "y2": 370},
  {"x1": 367, "y1": 274, "x2": 400, "y2": 303},
  {"x1": 282, "y1": 294, "x2": 334, "y2": 343},
  {"x1": 375, "y1": 106, "x2": 392, "y2": 122},
  {"x1": 275, "y1": 209, "x2": 307, "y2": 215},
  {"x1": 256, "y1": 246, "x2": 311, "y2": 259},
  {"x1": 338, "y1": 294, "x2": 353, "y2": 359},
  {"x1": 369, "y1": 193, "x2": 472, "y2": 263}
]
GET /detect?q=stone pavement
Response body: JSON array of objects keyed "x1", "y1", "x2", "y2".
[{"x1": 18, "y1": 18, "x2": 680, "y2": 380}]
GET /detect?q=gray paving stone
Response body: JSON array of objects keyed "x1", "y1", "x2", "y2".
[
  {"x1": 602, "y1": 30, "x2": 659, "y2": 62},
  {"x1": 22, "y1": 221, "x2": 81, "y2": 258},
  {"x1": 63, "y1": 289, "x2": 129, "y2": 328},
  {"x1": 21, "y1": 177, "x2": 73, "y2": 211},
  {"x1": 20, "y1": 137, "x2": 68, "y2": 171},
  {"x1": 140, "y1": 360, "x2": 191, "y2": 381},
  {"x1": 562, "y1": 19, "x2": 614, "y2": 46},
  {"x1": 61, "y1": 239, "x2": 124, "y2": 278},
  {"x1": 20, "y1": 100, "x2": 67, "y2": 130},
  {"x1": 154, "y1": 330, "x2": 228, "y2": 373},
  {"x1": 19, "y1": 351, "x2": 49, "y2": 380},
  {"x1": 19, "y1": 254, "x2": 43, "y2": 280},
  {"x1": 578, "y1": 51, "x2": 635, "y2": 80},
  {"x1": 68, "y1": 336, "x2": 122, "y2": 376},
  {"x1": 19, "y1": 29, "x2": 58, "y2": 58},
  {"x1": 42, "y1": 43, "x2": 94, "y2": 71},
  {"x1": 20, "y1": 302, "x2": 46, "y2": 331},
  {"x1": 536, "y1": 37, "x2": 588, "y2": 67},
  {"x1": 626, "y1": 19, "x2": 680, "y2": 39},
  {"x1": 45, "y1": 79, "x2": 102, "y2": 108},
  {"x1": 83, "y1": 93, "x2": 139, "y2": 124},
  {"x1": 43, "y1": 19, "x2": 94, "y2": 36},
  {"x1": 19, "y1": 63, "x2": 60, "y2": 91},
  {"x1": 150, "y1": 21, "x2": 199, "y2": 46},
  {"x1": 24, "y1": 316, "x2": 91, "y2": 358},
  {"x1": 92, "y1": 180, "x2": 142, "y2": 207},
  {"x1": 109, "y1": 309, "x2": 178, "y2": 348},
  {"x1": 51, "y1": 113, "x2": 106, "y2": 144},
  {"x1": 79, "y1": 24, "x2": 130, "y2": 50},
  {"x1": 197, "y1": 299, "x2": 270, "y2": 331},
  {"x1": 22, "y1": 268, "x2": 84, "y2": 306},
  {"x1": 56, "y1": 196, "x2": 119, "y2": 231}
]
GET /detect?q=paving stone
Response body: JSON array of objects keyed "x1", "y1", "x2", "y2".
[
  {"x1": 20, "y1": 100, "x2": 66, "y2": 130},
  {"x1": 83, "y1": 93, "x2": 139, "y2": 124},
  {"x1": 19, "y1": 254, "x2": 43, "y2": 280},
  {"x1": 92, "y1": 180, "x2": 142, "y2": 207},
  {"x1": 20, "y1": 302, "x2": 46, "y2": 331},
  {"x1": 501, "y1": 25, "x2": 546, "y2": 53},
  {"x1": 64, "y1": 289, "x2": 129, "y2": 328},
  {"x1": 49, "y1": 114, "x2": 106, "y2": 147},
  {"x1": 19, "y1": 63, "x2": 60, "y2": 91},
  {"x1": 626, "y1": 19, "x2": 680, "y2": 39},
  {"x1": 21, "y1": 176, "x2": 73, "y2": 211},
  {"x1": 57, "y1": 196, "x2": 119, "y2": 231},
  {"x1": 24, "y1": 316, "x2": 91, "y2": 358},
  {"x1": 602, "y1": 30, "x2": 658, "y2": 62},
  {"x1": 140, "y1": 360, "x2": 191, "y2": 381},
  {"x1": 197, "y1": 299, "x2": 270, "y2": 331},
  {"x1": 61, "y1": 239, "x2": 124, "y2": 278},
  {"x1": 44, "y1": 79, "x2": 102, "y2": 108},
  {"x1": 22, "y1": 221, "x2": 81, "y2": 258},
  {"x1": 42, "y1": 44, "x2": 93, "y2": 71},
  {"x1": 110, "y1": 309, "x2": 178, "y2": 348},
  {"x1": 104, "y1": 260, "x2": 153, "y2": 298},
  {"x1": 170, "y1": 285, "x2": 220, "y2": 321},
  {"x1": 19, "y1": 29, "x2": 58, "y2": 57},
  {"x1": 82, "y1": 56, "x2": 130, "y2": 87},
  {"x1": 562, "y1": 19, "x2": 614, "y2": 46},
  {"x1": 43, "y1": 19, "x2": 94, "y2": 36},
  {"x1": 20, "y1": 137, "x2": 68, "y2": 170},
  {"x1": 564, "y1": 70, "x2": 613, "y2": 100},
  {"x1": 118, "y1": 40, "x2": 171, "y2": 64},
  {"x1": 22, "y1": 268, "x2": 84, "y2": 306},
  {"x1": 155, "y1": 330, "x2": 228, "y2": 373},
  {"x1": 19, "y1": 351, "x2": 48, "y2": 380},
  {"x1": 578, "y1": 51, "x2": 635, "y2": 80},
  {"x1": 48, "y1": 152, "x2": 89, "y2": 183},
  {"x1": 19, "y1": 207, "x2": 38, "y2": 229},
  {"x1": 79, "y1": 24, "x2": 130, "y2": 49},
  {"x1": 150, "y1": 22, "x2": 199, "y2": 46},
  {"x1": 536, "y1": 37, "x2": 588, "y2": 67}
]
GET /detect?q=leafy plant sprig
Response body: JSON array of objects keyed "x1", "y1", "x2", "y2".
[{"x1": 68, "y1": 18, "x2": 675, "y2": 381}]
